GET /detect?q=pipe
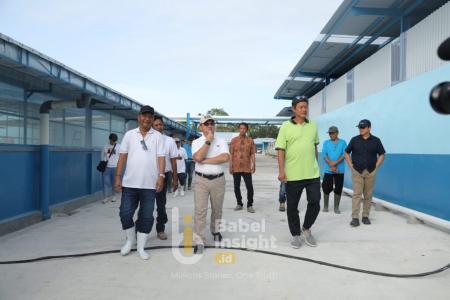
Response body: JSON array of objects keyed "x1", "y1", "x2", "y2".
[{"x1": 342, "y1": 187, "x2": 450, "y2": 232}]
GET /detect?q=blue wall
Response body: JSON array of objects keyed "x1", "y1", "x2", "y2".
[
  {"x1": 317, "y1": 63, "x2": 450, "y2": 221},
  {"x1": 0, "y1": 145, "x2": 102, "y2": 221}
]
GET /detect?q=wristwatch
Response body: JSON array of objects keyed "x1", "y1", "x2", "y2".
[
  {"x1": 159, "y1": 173, "x2": 165, "y2": 178},
  {"x1": 205, "y1": 141, "x2": 211, "y2": 146}
]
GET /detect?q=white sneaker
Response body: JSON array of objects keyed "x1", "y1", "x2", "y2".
[
  {"x1": 180, "y1": 185, "x2": 185, "y2": 196},
  {"x1": 136, "y1": 232, "x2": 150, "y2": 260},
  {"x1": 120, "y1": 227, "x2": 136, "y2": 256}
]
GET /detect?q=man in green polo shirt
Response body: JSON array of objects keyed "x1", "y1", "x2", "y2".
[{"x1": 275, "y1": 96, "x2": 321, "y2": 249}]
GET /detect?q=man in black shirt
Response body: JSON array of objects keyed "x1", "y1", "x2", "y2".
[{"x1": 344, "y1": 119, "x2": 385, "y2": 227}]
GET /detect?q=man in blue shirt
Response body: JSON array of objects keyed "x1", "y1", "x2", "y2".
[
  {"x1": 183, "y1": 136, "x2": 195, "y2": 190},
  {"x1": 321, "y1": 126, "x2": 347, "y2": 214}
]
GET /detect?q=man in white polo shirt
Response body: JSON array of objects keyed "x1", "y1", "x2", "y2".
[
  {"x1": 192, "y1": 115, "x2": 230, "y2": 254},
  {"x1": 114, "y1": 105, "x2": 165, "y2": 260},
  {"x1": 152, "y1": 116, "x2": 178, "y2": 240}
]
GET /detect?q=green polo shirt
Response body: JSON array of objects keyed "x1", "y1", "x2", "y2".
[{"x1": 275, "y1": 118, "x2": 320, "y2": 181}]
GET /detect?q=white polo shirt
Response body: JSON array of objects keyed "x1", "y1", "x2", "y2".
[
  {"x1": 102, "y1": 143, "x2": 120, "y2": 168},
  {"x1": 120, "y1": 127, "x2": 165, "y2": 189},
  {"x1": 192, "y1": 135, "x2": 229, "y2": 175},
  {"x1": 176, "y1": 147, "x2": 188, "y2": 173},
  {"x1": 162, "y1": 135, "x2": 178, "y2": 173}
]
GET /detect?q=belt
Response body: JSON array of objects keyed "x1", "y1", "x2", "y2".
[{"x1": 195, "y1": 172, "x2": 224, "y2": 180}]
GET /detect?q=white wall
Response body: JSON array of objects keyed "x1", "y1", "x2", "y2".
[
  {"x1": 325, "y1": 75, "x2": 347, "y2": 113},
  {"x1": 406, "y1": 1, "x2": 450, "y2": 80},
  {"x1": 354, "y1": 43, "x2": 391, "y2": 100},
  {"x1": 308, "y1": 90, "x2": 322, "y2": 119}
]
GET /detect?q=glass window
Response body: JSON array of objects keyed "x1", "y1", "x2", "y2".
[
  {"x1": 65, "y1": 124, "x2": 85, "y2": 147},
  {"x1": 111, "y1": 114, "x2": 125, "y2": 133},
  {"x1": 0, "y1": 81, "x2": 25, "y2": 144},
  {"x1": 92, "y1": 128, "x2": 110, "y2": 148},
  {"x1": 92, "y1": 110, "x2": 110, "y2": 130}
]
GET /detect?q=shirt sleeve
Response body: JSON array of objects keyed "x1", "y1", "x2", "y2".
[
  {"x1": 156, "y1": 134, "x2": 165, "y2": 157},
  {"x1": 192, "y1": 138, "x2": 201, "y2": 155},
  {"x1": 314, "y1": 125, "x2": 319, "y2": 146},
  {"x1": 345, "y1": 137, "x2": 354, "y2": 153},
  {"x1": 169, "y1": 139, "x2": 178, "y2": 158},
  {"x1": 250, "y1": 139, "x2": 256, "y2": 155},
  {"x1": 322, "y1": 141, "x2": 328, "y2": 158},
  {"x1": 377, "y1": 139, "x2": 386, "y2": 155},
  {"x1": 275, "y1": 124, "x2": 287, "y2": 150},
  {"x1": 340, "y1": 140, "x2": 347, "y2": 157},
  {"x1": 119, "y1": 132, "x2": 130, "y2": 154}
]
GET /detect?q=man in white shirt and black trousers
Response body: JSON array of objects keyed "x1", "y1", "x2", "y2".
[
  {"x1": 114, "y1": 105, "x2": 165, "y2": 260},
  {"x1": 192, "y1": 115, "x2": 230, "y2": 254}
]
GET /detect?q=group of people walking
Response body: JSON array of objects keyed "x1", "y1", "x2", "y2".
[{"x1": 99, "y1": 96, "x2": 385, "y2": 259}]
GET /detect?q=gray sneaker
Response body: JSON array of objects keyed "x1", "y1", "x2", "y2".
[
  {"x1": 247, "y1": 206, "x2": 255, "y2": 213},
  {"x1": 290, "y1": 236, "x2": 302, "y2": 249},
  {"x1": 234, "y1": 205, "x2": 243, "y2": 211},
  {"x1": 302, "y1": 230, "x2": 317, "y2": 247}
]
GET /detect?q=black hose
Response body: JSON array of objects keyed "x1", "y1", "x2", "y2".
[{"x1": 0, "y1": 245, "x2": 448, "y2": 278}]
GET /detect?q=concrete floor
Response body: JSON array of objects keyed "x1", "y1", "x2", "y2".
[{"x1": 0, "y1": 155, "x2": 449, "y2": 300}]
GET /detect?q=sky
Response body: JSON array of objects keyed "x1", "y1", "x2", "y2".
[{"x1": 0, "y1": 0, "x2": 342, "y2": 117}]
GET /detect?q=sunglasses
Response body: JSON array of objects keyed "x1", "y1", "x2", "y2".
[
  {"x1": 140, "y1": 140, "x2": 148, "y2": 151},
  {"x1": 203, "y1": 121, "x2": 215, "y2": 126}
]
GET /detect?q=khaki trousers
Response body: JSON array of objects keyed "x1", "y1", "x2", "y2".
[
  {"x1": 351, "y1": 169, "x2": 376, "y2": 219},
  {"x1": 193, "y1": 175, "x2": 226, "y2": 244}
]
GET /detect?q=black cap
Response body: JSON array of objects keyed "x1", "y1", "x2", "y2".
[
  {"x1": 356, "y1": 119, "x2": 371, "y2": 128},
  {"x1": 139, "y1": 105, "x2": 154, "y2": 115}
]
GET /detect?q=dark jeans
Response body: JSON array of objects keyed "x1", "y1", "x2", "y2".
[
  {"x1": 185, "y1": 160, "x2": 195, "y2": 188},
  {"x1": 233, "y1": 172, "x2": 254, "y2": 207},
  {"x1": 178, "y1": 172, "x2": 186, "y2": 186},
  {"x1": 279, "y1": 181, "x2": 286, "y2": 203},
  {"x1": 286, "y1": 177, "x2": 321, "y2": 236},
  {"x1": 119, "y1": 187, "x2": 156, "y2": 234},
  {"x1": 322, "y1": 173, "x2": 344, "y2": 195},
  {"x1": 155, "y1": 171, "x2": 171, "y2": 233}
]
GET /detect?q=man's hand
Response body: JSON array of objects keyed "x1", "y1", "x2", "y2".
[
  {"x1": 205, "y1": 130, "x2": 214, "y2": 142},
  {"x1": 114, "y1": 176, "x2": 122, "y2": 193},
  {"x1": 156, "y1": 176, "x2": 164, "y2": 192},
  {"x1": 330, "y1": 166, "x2": 338, "y2": 173},
  {"x1": 278, "y1": 172, "x2": 286, "y2": 182},
  {"x1": 229, "y1": 168, "x2": 233, "y2": 175},
  {"x1": 251, "y1": 166, "x2": 256, "y2": 174}
]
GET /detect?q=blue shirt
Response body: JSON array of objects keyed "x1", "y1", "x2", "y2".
[
  {"x1": 183, "y1": 143, "x2": 192, "y2": 159},
  {"x1": 322, "y1": 139, "x2": 347, "y2": 174}
]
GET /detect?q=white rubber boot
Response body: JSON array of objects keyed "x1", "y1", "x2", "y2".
[
  {"x1": 173, "y1": 188, "x2": 179, "y2": 198},
  {"x1": 120, "y1": 227, "x2": 136, "y2": 256},
  {"x1": 180, "y1": 185, "x2": 185, "y2": 196},
  {"x1": 137, "y1": 232, "x2": 150, "y2": 260}
]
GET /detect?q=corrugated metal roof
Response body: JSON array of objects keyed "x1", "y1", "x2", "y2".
[{"x1": 274, "y1": 0, "x2": 448, "y2": 100}]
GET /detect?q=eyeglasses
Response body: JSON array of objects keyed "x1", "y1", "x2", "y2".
[
  {"x1": 140, "y1": 140, "x2": 148, "y2": 151},
  {"x1": 295, "y1": 95, "x2": 308, "y2": 100},
  {"x1": 328, "y1": 132, "x2": 337, "y2": 135},
  {"x1": 203, "y1": 121, "x2": 215, "y2": 127}
]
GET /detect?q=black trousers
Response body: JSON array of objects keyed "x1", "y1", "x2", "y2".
[
  {"x1": 155, "y1": 171, "x2": 171, "y2": 233},
  {"x1": 286, "y1": 177, "x2": 321, "y2": 236},
  {"x1": 233, "y1": 172, "x2": 254, "y2": 207},
  {"x1": 321, "y1": 173, "x2": 344, "y2": 195}
]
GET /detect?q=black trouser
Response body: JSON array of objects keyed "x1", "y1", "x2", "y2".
[
  {"x1": 321, "y1": 173, "x2": 344, "y2": 195},
  {"x1": 233, "y1": 172, "x2": 254, "y2": 207},
  {"x1": 178, "y1": 172, "x2": 186, "y2": 186},
  {"x1": 286, "y1": 177, "x2": 321, "y2": 236},
  {"x1": 155, "y1": 171, "x2": 171, "y2": 233}
]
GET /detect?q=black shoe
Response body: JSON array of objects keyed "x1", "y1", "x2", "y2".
[
  {"x1": 362, "y1": 217, "x2": 371, "y2": 225},
  {"x1": 212, "y1": 232, "x2": 222, "y2": 242},
  {"x1": 350, "y1": 218, "x2": 360, "y2": 227},
  {"x1": 193, "y1": 244, "x2": 204, "y2": 254}
]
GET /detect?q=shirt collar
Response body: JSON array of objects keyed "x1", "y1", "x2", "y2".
[{"x1": 290, "y1": 116, "x2": 309, "y2": 124}]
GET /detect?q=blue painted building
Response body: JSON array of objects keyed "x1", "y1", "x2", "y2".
[
  {"x1": 0, "y1": 33, "x2": 191, "y2": 233},
  {"x1": 275, "y1": 0, "x2": 450, "y2": 221}
]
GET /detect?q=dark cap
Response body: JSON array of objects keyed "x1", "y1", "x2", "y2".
[
  {"x1": 357, "y1": 119, "x2": 371, "y2": 128},
  {"x1": 327, "y1": 126, "x2": 339, "y2": 133},
  {"x1": 139, "y1": 105, "x2": 154, "y2": 115}
]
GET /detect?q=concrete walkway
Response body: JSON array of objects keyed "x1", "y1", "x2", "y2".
[{"x1": 0, "y1": 155, "x2": 449, "y2": 300}]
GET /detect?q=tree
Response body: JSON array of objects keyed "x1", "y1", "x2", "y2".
[{"x1": 207, "y1": 108, "x2": 229, "y2": 116}]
